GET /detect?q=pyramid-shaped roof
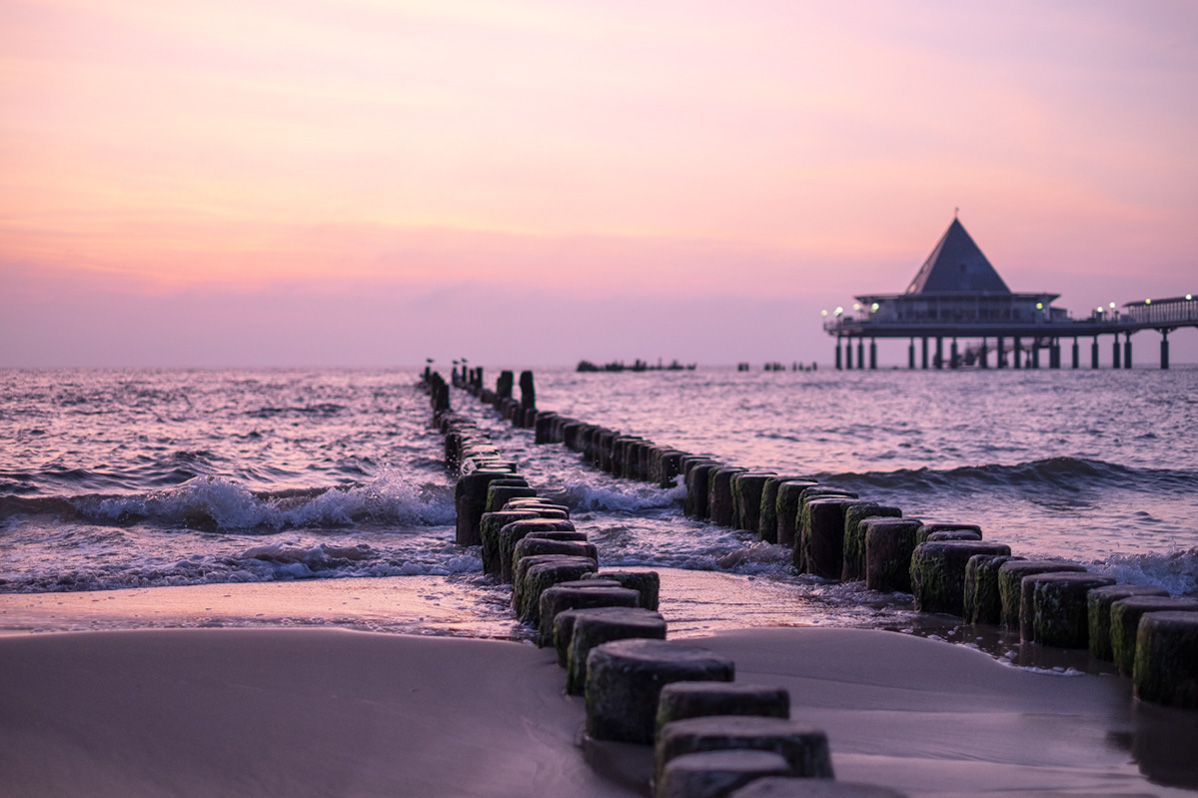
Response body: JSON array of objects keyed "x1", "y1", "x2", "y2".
[{"x1": 905, "y1": 218, "x2": 1011, "y2": 295}]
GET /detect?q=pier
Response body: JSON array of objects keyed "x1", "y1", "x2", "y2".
[{"x1": 824, "y1": 219, "x2": 1197, "y2": 370}]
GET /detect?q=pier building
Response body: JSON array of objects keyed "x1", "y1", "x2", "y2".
[{"x1": 824, "y1": 218, "x2": 1197, "y2": 370}]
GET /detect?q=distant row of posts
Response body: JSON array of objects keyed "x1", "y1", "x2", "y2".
[{"x1": 835, "y1": 331, "x2": 1169, "y2": 370}]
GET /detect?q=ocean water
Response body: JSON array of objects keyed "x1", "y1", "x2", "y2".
[{"x1": 2, "y1": 366, "x2": 1196, "y2": 636}]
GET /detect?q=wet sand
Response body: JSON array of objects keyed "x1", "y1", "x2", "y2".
[
  {"x1": 0, "y1": 568, "x2": 887, "y2": 639},
  {"x1": 2, "y1": 575, "x2": 1197, "y2": 796}
]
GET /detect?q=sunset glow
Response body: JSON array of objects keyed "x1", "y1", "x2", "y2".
[{"x1": 3, "y1": 0, "x2": 1196, "y2": 365}]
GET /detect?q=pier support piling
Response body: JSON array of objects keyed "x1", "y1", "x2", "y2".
[
  {"x1": 950, "y1": 338, "x2": 958, "y2": 369},
  {"x1": 1161, "y1": 329, "x2": 1170, "y2": 370},
  {"x1": 1092, "y1": 337, "x2": 1099, "y2": 369},
  {"x1": 980, "y1": 338, "x2": 988, "y2": 369},
  {"x1": 857, "y1": 338, "x2": 865, "y2": 370},
  {"x1": 1113, "y1": 334, "x2": 1122, "y2": 369},
  {"x1": 835, "y1": 337, "x2": 842, "y2": 371},
  {"x1": 1013, "y1": 337, "x2": 1021, "y2": 369},
  {"x1": 845, "y1": 339, "x2": 853, "y2": 370},
  {"x1": 1072, "y1": 338, "x2": 1079, "y2": 369},
  {"x1": 921, "y1": 337, "x2": 929, "y2": 369},
  {"x1": 869, "y1": 339, "x2": 877, "y2": 370},
  {"x1": 997, "y1": 336, "x2": 1006, "y2": 368},
  {"x1": 1124, "y1": 334, "x2": 1133, "y2": 369},
  {"x1": 935, "y1": 337, "x2": 943, "y2": 369},
  {"x1": 908, "y1": 339, "x2": 915, "y2": 369}
]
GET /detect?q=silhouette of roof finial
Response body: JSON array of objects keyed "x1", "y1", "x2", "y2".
[{"x1": 954, "y1": 207, "x2": 959, "y2": 219}]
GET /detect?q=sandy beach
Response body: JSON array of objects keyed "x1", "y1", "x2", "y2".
[{"x1": 3, "y1": 577, "x2": 1197, "y2": 797}]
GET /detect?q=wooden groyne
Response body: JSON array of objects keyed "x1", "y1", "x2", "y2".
[{"x1": 419, "y1": 366, "x2": 1197, "y2": 797}]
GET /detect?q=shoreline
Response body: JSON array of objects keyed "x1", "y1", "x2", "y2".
[
  {"x1": 0, "y1": 568, "x2": 876, "y2": 640},
  {"x1": 0, "y1": 569, "x2": 1142, "y2": 674}
]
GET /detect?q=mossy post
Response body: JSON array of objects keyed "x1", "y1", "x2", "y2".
[
  {"x1": 1087, "y1": 584, "x2": 1168, "y2": 661},
  {"x1": 775, "y1": 481, "x2": 818, "y2": 548},
  {"x1": 996, "y1": 560, "x2": 1086, "y2": 630},
  {"x1": 496, "y1": 370, "x2": 514, "y2": 400},
  {"x1": 534, "y1": 411, "x2": 559, "y2": 444},
  {"x1": 657, "y1": 750, "x2": 793, "y2": 798},
  {"x1": 443, "y1": 430, "x2": 465, "y2": 470},
  {"x1": 686, "y1": 462, "x2": 721, "y2": 520},
  {"x1": 639, "y1": 443, "x2": 661, "y2": 484},
  {"x1": 564, "y1": 607, "x2": 668, "y2": 695},
  {"x1": 910, "y1": 541, "x2": 1012, "y2": 615},
  {"x1": 656, "y1": 683, "x2": 790, "y2": 732},
  {"x1": 483, "y1": 483, "x2": 536, "y2": 513},
  {"x1": 800, "y1": 497, "x2": 859, "y2": 578},
  {"x1": 582, "y1": 570, "x2": 660, "y2": 610},
  {"x1": 1110, "y1": 596, "x2": 1198, "y2": 677},
  {"x1": 512, "y1": 537, "x2": 598, "y2": 582},
  {"x1": 562, "y1": 422, "x2": 584, "y2": 451},
  {"x1": 553, "y1": 604, "x2": 662, "y2": 669},
  {"x1": 503, "y1": 498, "x2": 569, "y2": 516},
  {"x1": 596, "y1": 430, "x2": 618, "y2": 473},
  {"x1": 518, "y1": 370, "x2": 535, "y2": 410},
  {"x1": 732, "y1": 472, "x2": 775, "y2": 533},
  {"x1": 516, "y1": 556, "x2": 599, "y2": 626},
  {"x1": 709, "y1": 467, "x2": 747, "y2": 527},
  {"x1": 863, "y1": 518, "x2": 924, "y2": 593},
  {"x1": 585, "y1": 639, "x2": 734, "y2": 744},
  {"x1": 656, "y1": 716, "x2": 834, "y2": 782},
  {"x1": 497, "y1": 518, "x2": 577, "y2": 582},
  {"x1": 478, "y1": 510, "x2": 540, "y2": 574},
  {"x1": 1028, "y1": 572, "x2": 1116, "y2": 647},
  {"x1": 842, "y1": 503, "x2": 901, "y2": 581},
  {"x1": 628, "y1": 440, "x2": 654, "y2": 481},
  {"x1": 454, "y1": 470, "x2": 515, "y2": 546},
  {"x1": 657, "y1": 449, "x2": 686, "y2": 489},
  {"x1": 796, "y1": 488, "x2": 857, "y2": 568},
  {"x1": 758, "y1": 476, "x2": 806, "y2": 544},
  {"x1": 915, "y1": 523, "x2": 981, "y2": 545},
  {"x1": 926, "y1": 530, "x2": 981, "y2": 542},
  {"x1": 963, "y1": 554, "x2": 1018, "y2": 625},
  {"x1": 1133, "y1": 611, "x2": 1198, "y2": 709},
  {"x1": 609, "y1": 436, "x2": 634, "y2": 479},
  {"x1": 536, "y1": 584, "x2": 640, "y2": 648}
]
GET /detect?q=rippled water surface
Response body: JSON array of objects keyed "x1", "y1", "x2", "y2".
[{"x1": 2, "y1": 366, "x2": 1195, "y2": 630}]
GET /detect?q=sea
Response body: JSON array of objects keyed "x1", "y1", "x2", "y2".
[{"x1": 2, "y1": 366, "x2": 1196, "y2": 645}]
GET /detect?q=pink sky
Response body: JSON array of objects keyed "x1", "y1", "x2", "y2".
[{"x1": 2, "y1": 0, "x2": 1196, "y2": 366}]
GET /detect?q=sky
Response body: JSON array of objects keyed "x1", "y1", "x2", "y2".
[{"x1": 2, "y1": 0, "x2": 1196, "y2": 368}]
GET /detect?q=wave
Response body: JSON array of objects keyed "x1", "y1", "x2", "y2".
[
  {"x1": 1093, "y1": 547, "x2": 1198, "y2": 597},
  {"x1": 245, "y1": 403, "x2": 348, "y2": 418},
  {"x1": 0, "y1": 453, "x2": 219, "y2": 493},
  {"x1": 820, "y1": 456, "x2": 1197, "y2": 496},
  {"x1": 2, "y1": 540, "x2": 482, "y2": 593},
  {"x1": 551, "y1": 481, "x2": 684, "y2": 513},
  {"x1": 0, "y1": 472, "x2": 455, "y2": 532}
]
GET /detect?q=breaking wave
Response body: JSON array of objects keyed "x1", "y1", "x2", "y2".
[{"x1": 0, "y1": 472, "x2": 455, "y2": 532}]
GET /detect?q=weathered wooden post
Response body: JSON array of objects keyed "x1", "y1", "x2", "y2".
[{"x1": 519, "y1": 370, "x2": 536, "y2": 410}]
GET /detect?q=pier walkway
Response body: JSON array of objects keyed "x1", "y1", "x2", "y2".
[{"x1": 825, "y1": 294, "x2": 1197, "y2": 370}]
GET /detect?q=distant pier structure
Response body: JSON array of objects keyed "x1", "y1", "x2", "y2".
[{"x1": 824, "y1": 218, "x2": 1197, "y2": 370}]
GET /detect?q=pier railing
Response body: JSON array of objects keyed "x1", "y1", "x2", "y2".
[{"x1": 1124, "y1": 295, "x2": 1198, "y2": 326}]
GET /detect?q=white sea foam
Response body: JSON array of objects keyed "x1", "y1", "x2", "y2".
[
  {"x1": 556, "y1": 481, "x2": 679, "y2": 513},
  {"x1": 1091, "y1": 547, "x2": 1198, "y2": 596},
  {"x1": 87, "y1": 471, "x2": 455, "y2": 531}
]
